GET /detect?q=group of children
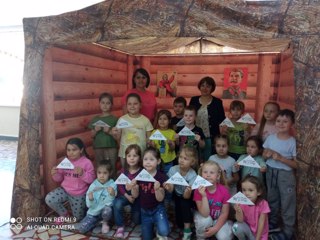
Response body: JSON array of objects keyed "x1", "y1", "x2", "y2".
[{"x1": 45, "y1": 92, "x2": 297, "y2": 240}]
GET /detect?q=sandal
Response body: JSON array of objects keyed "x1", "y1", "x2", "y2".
[
  {"x1": 115, "y1": 227, "x2": 125, "y2": 238},
  {"x1": 101, "y1": 222, "x2": 110, "y2": 234}
]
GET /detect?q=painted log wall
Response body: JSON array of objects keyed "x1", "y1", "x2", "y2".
[{"x1": 42, "y1": 46, "x2": 129, "y2": 195}]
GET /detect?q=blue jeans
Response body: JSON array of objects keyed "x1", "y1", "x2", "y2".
[
  {"x1": 141, "y1": 204, "x2": 170, "y2": 240},
  {"x1": 113, "y1": 195, "x2": 141, "y2": 227}
]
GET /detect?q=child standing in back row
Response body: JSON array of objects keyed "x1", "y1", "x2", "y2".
[{"x1": 171, "y1": 96, "x2": 187, "y2": 131}]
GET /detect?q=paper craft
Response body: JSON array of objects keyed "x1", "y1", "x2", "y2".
[
  {"x1": 237, "y1": 113, "x2": 256, "y2": 124},
  {"x1": 220, "y1": 118, "x2": 235, "y2": 128},
  {"x1": 165, "y1": 172, "x2": 189, "y2": 187},
  {"x1": 115, "y1": 173, "x2": 131, "y2": 185},
  {"x1": 191, "y1": 175, "x2": 213, "y2": 190},
  {"x1": 149, "y1": 130, "x2": 167, "y2": 141},
  {"x1": 56, "y1": 158, "x2": 74, "y2": 170},
  {"x1": 227, "y1": 191, "x2": 254, "y2": 205},
  {"x1": 92, "y1": 120, "x2": 110, "y2": 127},
  {"x1": 238, "y1": 155, "x2": 261, "y2": 168},
  {"x1": 176, "y1": 118, "x2": 185, "y2": 127},
  {"x1": 134, "y1": 169, "x2": 156, "y2": 182},
  {"x1": 116, "y1": 118, "x2": 133, "y2": 129},
  {"x1": 178, "y1": 126, "x2": 195, "y2": 136}
]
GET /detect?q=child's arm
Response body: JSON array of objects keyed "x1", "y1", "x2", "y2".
[
  {"x1": 195, "y1": 134, "x2": 205, "y2": 148},
  {"x1": 77, "y1": 163, "x2": 96, "y2": 184},
  {"x1": 234, "y1": 204, "x2": 244, "y2": 222},
  {"x1": 167, "y1": 140, "x2": 175, "y2": 151},
  {"x1": 51, "y1": 167, "x2": 64, "y2": 182},
  {"x1": 195, "y1": 186, "x2": 210, "y2": 217},
  {"x1": 256, "y1": 212, "x2": 267, "y2": 240},
  {"x1": 154, "y1": 181, "x2": 165, "y2": 202},
  {"x1": 163, "y1": 183, "x2": 174, "y2": 193},
  {"x1": 183, "y1": 186, "x2": 192, "y2": 199},
  {"x1": 146, "y1": 130, "x2": 152, "y2": 139},
  {"x1": 229, "y1": 172, "x2": 239, "y2": 186},
  {"x1": 130, "y1": 180, "x2": 139, "y2": 199},
  {"x1": 204, "y1": 203, "x2": 230, "y2": 238},
  {"x1": 272, "y1": 152, "x2": 297, "y2": 169}
]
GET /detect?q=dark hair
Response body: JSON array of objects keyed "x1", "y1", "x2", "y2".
[
  {"x1": 126, "y1": 93, "x2": 142, "y2": 103},
  {"x1": 97, "y1": 160, "x2": 113, "y2": 174},
  {"x1": 184, "y1": 105, "x2": 197, "y2": 116},
  {"x1": 241, "y1": 175, "x2": 265, "y2": 203},
  {"x1": 156, "y1": 109, "x2": 172, "y2": 129},
  {"x1": 230, "y1": 100, "x2": 245, "y2": 111},
  {"x1": 229, "y1": 68, "x2": 244, "y2": 78},
  {"x1": 246, "y1": 136, "x2": 263, "y2": 154},
  {"x1": 173, "y1": 96, "x2": 187, "y2": 107},
  {"x1": 99, "y1": 92, "x2": 113, "y2": 104},
  {"x1": 278, "y1": 109, "x2": 295, "y2": 123},
  {"x1": 257, "y1": 102, "x2": 280, "y2": 138},
  {"x1": 197, "y1": 76, "x2": 216, "y2": 93},
  {"x1": 66, "y1": 138, "x2": 89, "y2": 159},
  {"x1": 214, "y1": 134, "x2": 229, "y2": 146},
  {"x1": 132, "y1": 68, "x2": 150, "y2": 88},
  {"x1": 143, "y1": 146, "x2": 161, "y2": 160},
  {"x1": 124, "y1": 144, "x2": 142, "y2": 170}
]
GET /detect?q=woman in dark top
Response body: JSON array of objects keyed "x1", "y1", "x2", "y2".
[{"x1": 189, "y1": 76, "x2": 226, "y2": 161}]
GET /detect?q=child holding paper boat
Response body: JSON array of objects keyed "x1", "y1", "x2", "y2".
[
  {"x1": 163, "y1": 146, "x2": 198, "y2": 240},
  {"x1": 113, "y1": 144, "x2": 142, "y2": 238}
]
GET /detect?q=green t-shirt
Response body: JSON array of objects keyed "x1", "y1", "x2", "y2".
[
  {"x1": 227, "y1": 122, "x2": 249, "y2": 154},
  {"x1": 151, "y1": 129, "x2": 176, "y2": 163},
  {"x1": 88, "y1": 115, "x2": 118, "y2": 149}
]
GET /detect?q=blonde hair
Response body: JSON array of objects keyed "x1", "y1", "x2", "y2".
[
  {"x1": 198, "y1": 161, "x2": 227, "y2": 186},
  {"x1": 179, "y1": 146, "x2": 199, "y2": 169}
]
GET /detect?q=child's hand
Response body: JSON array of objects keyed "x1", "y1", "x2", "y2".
[
  {"x1": 219, "y1": 125, "x2": 228, "y2": 134},
  {"x1": 198, "y1": 185, "x2": 206, "y2": 197},
  {"x1": 125, "y1": 194, "x2": 135, "y2": 203},
  {"x1": 74, "y1": 166, "x2": 84, "y2": 176},
  {"x1": 94, "y1": 125, "x2": 101, "y2": 132},
  {"x1": 103, "y1": 126, "x2": 110, "y2": 133},
  {"x1": 272, "y1": 151, "x2": 282, "y2": 162},
  {"x1": 263, "y1": 149, "x2": 273, "y2": 159},
  {"x1": 51, "y1": 167, "x2": 58, "y2": 176},
  {"x1": 183, "y1": 186, "x2": 192, "y2": 199},
  {"x1": 260, "y1": 166, "x2": 267, "y2": 173},
  {"x1": 234, "y1": 203, "x2": 242, "y2": 213},
  {"x1": 111, "y1": 127, "x2": 120, "y2": 137},
  {"x1": 204, "y1": 226, "x2": 217, "y2": 238},
  {"x1": 234, "y1": 163, "x2": 240, "y2": 171},
  {"x1": 163, "y1": 182, "x2": 173, "y2": 192},
  {"x1": 107, "y1": 187, "x2": 115, "y2": 196},
  {"x1": 88, "y1": 192, "x2": 94, "y2": 201},
  {"x1": 195, "y1": 134, "x2": 201, "y2": 142},
  {"x1": 148, "y1": 140, "x2": 155, "y2": 147},
  {"x1": 174, "y1": 133, "x2": 179, "y2": 140},
  {"x1": 167, "y1": 140, "x2": 175, "y2": 149},
  {"x1": 154, "y1": 181, "x2": 161, "y2": 191}
]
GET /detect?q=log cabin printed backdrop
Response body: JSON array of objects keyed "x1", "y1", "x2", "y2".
[{"x1": 12, "y1": 1, "x2": 319, "y2": 239}]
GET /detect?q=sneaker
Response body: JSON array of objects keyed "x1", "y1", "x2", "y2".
[
  {"x1": 269, "y1": 223, "x2": 281, "y2": 233},
  {"x1": 268, "y1": 231, "x2": 288, "y2": 240},
  {"x1": 156, "y1": 233, "x2": 168, "y2": 240},
  {"x1": 101, "y1": 222, "x2": 110, "y2": 234},
  {"x1": 182, "y1": 231, "x2": 192, "y2": 240},
  {"x1": 54, "y1": 213, "x2": 69, "y2": 225},
  {"x1": 115, "y1": 227, "x2": 125, "y2": 238}
]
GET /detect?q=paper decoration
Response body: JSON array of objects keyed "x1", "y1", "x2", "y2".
[
  {"x1": 176, "y1": 118, "x2": 185, "y2": 127},
  {"x1": 237, "y1": 113, "x2": 256, "y2": 124},
  {"x1": 134, "y1": 169, "x2": 156, "y2": 182},
  {"x1": 191, "y1": 175, "x2": 213, "y2": 190},
  {"x1": 92, "y1": 120, "x2": 110, "y2": 127},
  {"x1": 220, "y1": 117, "x2": 235, "y2": 128},
  {"x1": 149, "y1": 130, "x2": 167, "y2": 141},
  {"x1": 237, "y1": 155, "x2": 261, "y2": 168},
  {"x1": 165, "y1": 172, "x2": 189, "y2": 187},
  {"x1": 115, "y1": 173, "x2": 131, "y2": 185},
  {"x1": 56, "y1": 158, "x2": 74, "y2": 169},
  {"x1": 178, "y1": 126, "x2": 195, "y2": 136},
  {"x1": 227, "y1": 191, "x2": 254, "y2": 205},
  {"x1": 116, "y1": 118, "x2": 133, "y2": 128}
]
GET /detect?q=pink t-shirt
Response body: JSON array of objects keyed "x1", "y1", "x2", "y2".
[
  {"x1": 240, "y1": 199, "x2": 270, "y2": 240},
  {"x1": 251, "y1": 122, "x2": 278, "y2": 141},
  {"x1": 193, "y1": 184, "x2": 230, "y2": 220},
  {"x1": 122, "y1": 89, "x2": 157, "y2": 122},
  {"x1": 53, "y1": 156, "x2": 96, "y2": 196}
]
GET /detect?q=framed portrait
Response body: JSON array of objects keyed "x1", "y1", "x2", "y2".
[
  {"x1": 156, "y1": 71, "x2": 178, "y2": 98},
  {"x1": 222, "y1": 67, "x2": 248, "y2": 99}
]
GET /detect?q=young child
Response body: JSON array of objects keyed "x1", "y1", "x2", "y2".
[
  {"x1": 78, "y1": 160, "x2": 117, "y2": 234},
  {"x1": 221, "y1": 100, "x2": 250, "y2": 160},
  {"x1": 131, "y1": 146, "x2": 170, "y2": 240},
  {"x1": 176, "y1": 105, "x2": 205, "y2": 161},
  {"x1": 171, "y1": 96, "x2": 187, "y2": 131},
  {"x1": 113, "y1": 144, "x2": 142, "y2": 238},
  {"x1": 235, "y1": 136, "x2": 267, "y2": 184},
  {"x1": 208, "y1": 135, "x2": 239, "y2": 196},
  {"x1": 113, "y1": 93, "x2": 154, "y2": 168},
  {"x1": 45, "y1": 138, "x2": 95, "y2": 223},
  {"x1": 88, "y1": 92, "x2": 118, "y2": 173},
  {"x1": 193, "y1": 161, "x2": 233, "y2": 240},
  {"x1": 232, "y1": 175, "x2": 270, "y2": 240},
  {"x1": 149, "y1": 110, "x2": 176, "y2": 174},
  {"x1": 251, "y1": 101, "x2": 280, "y2": 141},
  {"x1": 262, "y1": 109, "x2": 297, "y2": 240},
  {"x1": 164, "y1": 146, "x2": 198, "y2": 240}
]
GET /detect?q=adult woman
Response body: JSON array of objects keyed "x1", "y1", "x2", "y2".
[
  {"x1": 189, "y1": 76, "x2": 225, "y2": 161},
  {"x1": 121, "y1": 68, "x2": 157, "y2": 123}
]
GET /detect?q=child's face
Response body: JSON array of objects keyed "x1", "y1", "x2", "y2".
[
  {"x1": 143, "y1": 151, "x2": 160, "y2": 172},
  {"x1": 215, "y1": 139, "x2": 228, "y2": 157},
  {"x1": 126, "y1": 149, "x2": 140, "y2": 168},
  {"x1": 201, "y1": 164, "x2": 220, "y2": 184},
  {"x1": 178, "y1": 150, "x2": 195, "y2": 170},
  {"x1": 275, "y1": 115, "x2": 293, "y2": 134},
  {"x1": 230, "y1": 107, "x2": 243, "y2": 120},
  {"x1": 97, "y1": 166, "x2": 110, "y2": 184},
  {"x1": 158, "y1": 114, "x2": 169, "y2": 129},
  {"x1": 66, "y1": 144, "x2": 82, "y2": 161},
  {"x1": 229, "y1": 71, "x2": 242, "y2": 87},
  {"x1": 264, "y1": 104, "x2": 279, "y2": 122},
  {"x1": 183, "y1": 110, "x2": 196, "y2": 125},
  {"x1": 99, "y1": 97, "x2": 112, "y2": 113},
  {"x1": 173, "y1": 103, "x2": 185, "y2": 116},
  {"x1": 241, "y1": 181, "x2": 260, "y2": 203},
  {"x1": 127, "y1": 96, "x2": 141, "y2": 115},
  {"x1": 246, "y1": 140, "x2": 259, "y2": 157}
]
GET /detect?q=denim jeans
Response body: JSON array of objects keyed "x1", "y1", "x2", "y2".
[
  {"x1": 141, "y1": 204, "x2": 170, "y2": 240},
  {"x1": 113, "y1": 195, "x2": 141, "y2": 227}
]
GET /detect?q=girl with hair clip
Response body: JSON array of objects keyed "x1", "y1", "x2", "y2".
[{"x1": 193, "y1": 161, "x2": 233, "y2": 240}]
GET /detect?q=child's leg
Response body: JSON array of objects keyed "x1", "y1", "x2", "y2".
[
  {"x1": 67, "y1": 194, "x2": 86, "y2": 221},
  {"x1": 214, "y1": 220, "x2": 233, "y2": 240},
  {"x1": 45, "y1": 187, "x2": 69, "y2": 216},
  {"x1": 266, "y1": 167, "x2": 281, "y2": 226},
  {"x1": 153, "y1": 204, "x2": 170, "y2": 237},
  {"x1": 232, "y1": 221, "x2": 255, "y2": 240},
  {"x1": 141, "y1": 208, "x2": 154, "y2": 240},
  {"x1": 113, "y1": 195, "x2": 129, "y2": 227},
  {"x1": 131, "y1": 199, "x2": 141, "y2": 225},
  {"x1": 101, "y1": 206, "x2": 113, "y2": 233},
  {"x1": 103, "y1": 147, "x2": 118, "y2": 177},
  {"x1": 78, "y1": 214, "x2": 99, "y2": 234},
  {"x1": 194, "y1": 211, "x2": 214, "y2": 240},
  {"x1": 173, "y1": 194, "x2": 184, "y2": 229},
  {"x1": 94, "y1": 149, "x2": 104, "y2": 164}
]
